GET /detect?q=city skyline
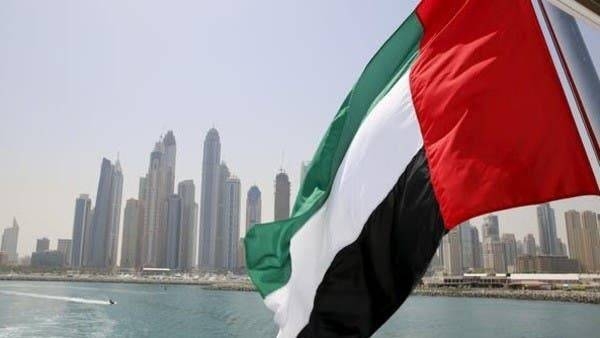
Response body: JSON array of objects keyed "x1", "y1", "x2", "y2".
[
  {"x1": 2, "y1": 0, "x2": 600, "y2": 258},
  {"x1": 4, "y1": 124, "x2": 600, "y2": 271}
]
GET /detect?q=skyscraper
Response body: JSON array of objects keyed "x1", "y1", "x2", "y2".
[
  {"x1": 565, "y1": 210, "x2": 585, "y2": 268},
  {"x1": 224, "y1": 176, "x2": 241, "y2": 271},
  {"x1": 523, "y1": 233, "x2": 537, "y2": 256},
  {"x1": 501, "y1": 233, "x2": 518, "y2": 270},
  {"x1": 71, "y1": 194, "x2": 91, "y2": 268},
  {"x1": 483, "y1": 239, "x2": 507, "y2": 273},
  {"x1": 199, "y1": 128, "x2": 221, "y2": 269},
  {"x1": 482, "y1": 214, "x2": 499, "y2": 241},
  {"x1": 214, "y1": 163, "x2": 231, "y2": 270},
  {"x1": 537, "y1": 203, "x2": 558, "y2": 255},
  {"x1": 177, "y1": 180, "x2": 198, "y2": 271},
  {"x1": 459, "y1": 222, "x2": 474, "y2": 271},
  {"x1": 470, "y1": 226, "x2": 483, "y2": 269},
  {"x1": 274, "y1": 170, "x2": 291, "y2": 221},
  {"x1": 140, "y1": 131, "x2": 177, "y2": 268},
  {"x1": 57, "y1": 239, "x2": 72, "y2": 266},
  {"x1": 1, "y1": 218, "x2": 19, "y2": 264},
  {"x1": 166, "y1": 194, "x2": 182, "y2": 269},
  {"x1": 87, "y1": 157, "x2": 123, "y2": 269},
  {"x1": 443, "y1": 227, "x2": 463, "y2": 275},
  {"x1": 246, "y1": 186, "x2": 262, "y2": 232},
  {"x1": 581, "y1": 211, "x2": 600, "y2": 272},
  {"x1": 36, "y1": 238, "x2": 50, "y2": 253},
  {"x1": 120, "y1": 199, "x2": 142, "y2": 269}
]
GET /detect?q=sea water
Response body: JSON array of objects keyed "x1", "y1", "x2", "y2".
[{"x1": 1, "y1": 281, "x2": 599, "y2": 337}]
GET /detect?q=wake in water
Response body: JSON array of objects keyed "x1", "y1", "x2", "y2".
[{"x1": 0, "y1": 290, "x2": 110, "y2": 305}]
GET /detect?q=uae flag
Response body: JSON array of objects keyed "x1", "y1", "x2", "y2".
[{"x1": 245, "y1": 0, "x2": 600, "y2": 337}]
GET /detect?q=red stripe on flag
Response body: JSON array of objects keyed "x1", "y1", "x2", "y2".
[{"x1": 411, "y1": 0, "x2": 599, "y2": 229}]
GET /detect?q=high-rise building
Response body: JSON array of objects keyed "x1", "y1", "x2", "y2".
[
  {"x1": 274, "y1": 170, "x2": 291, "y2": 221},
  {"x1": 1, "y1": 218, "x2": 19, "y2": 264},
  {"x1": 57, "y1": 239, "x2": 72, "y2": 266},
  {"x1": 87, "y1": 157, "x2": 123, "y2": 269},
  {"x1": 140, "y1": 131, "x2": 177, "y2": 268},
  {"x1": 565, "y1": 210, "x2": 584, "y2": 265},
  {"x1": 245, "y1": 186, "x2": 262, "y2": 233},
  {"x1": 470, "y1": 226, "x2": 483, "y2": 269},
  {"x1": 214, "y1": 163, "x2": 231, "y2": 270},
  {"x1": 523, "y1": 233, "x2": 537, "y2": 256},
  {"x1": 537, "y1": 203, "x2": 558, "y2": 255},
  {"x1": 71, "y1": 194, "x2": 91, "y2": 268},
  {"x1": 36, "y1": 238, "x2": 50, "y2": 253},
  {"x1": 177, "y1": 180, "x2": 198, "y2": 271},
  {"x1": 443, "y1": 227, "x2": 463, "y2": 275},
  {"x1": 483, "y1": 239, "x2": 506, "y2": 273},
  {"x1": 581, "y1": 211, "x2": 600, "y2": 272},
  {"x1": 557, "y1": 238, "x2": 567, "y2": 257},
  {"x1": 198, "y1": 128, "x2": 221, "y2": 270},
  {"x1": 224, "y1": 176, "x2": 241, "y2": 271},
  {"x1": 120, "y1": 199, "x2": 142, "y2": 269},
  {"x1": 459, "y1": 222, "x2": 474, "y2": 271},
  {"x1": 501, "y1": 233, "x2": 518, "y2": 271},
  {"x1": 166, "y1": 195, "x2": 182, "y2": 269},
  {"x1": 482, "y1": 214, "x2": 499, "y2": 241}
]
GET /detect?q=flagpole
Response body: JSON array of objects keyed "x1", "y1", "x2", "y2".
[{"x1": 538, "y1": 0, "x2": 600, "y2": 168}]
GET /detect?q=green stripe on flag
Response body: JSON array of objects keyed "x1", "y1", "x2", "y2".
[{"x1": 245, "y1": 12, "x2": 424, "y2": 298}]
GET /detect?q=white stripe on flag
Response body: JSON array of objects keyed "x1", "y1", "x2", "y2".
[{"x1": 264, "y1": 70, "x2": 425, "y2": 338}]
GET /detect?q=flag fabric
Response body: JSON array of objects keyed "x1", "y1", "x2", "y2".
[{"x1": 245, "y1": 0, "x2": 600, "y2": 337}]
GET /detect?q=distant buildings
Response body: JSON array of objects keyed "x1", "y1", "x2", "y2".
[
  {"x1": 443, "y1": 227, "x2": 463, "y2": 275},
  {"x1": 523, "y1": 233, "x2": 537, "y2": 256},
  {"x1": 86, "y1": 157, "x2": 123, "y2": 269},
  {"x1": 57, "y1": 239, "x2": 72, "y2": 266},
  {"x1": 71, "y1": 194, "x2": 91, "y2": 268},
  {"x1": 31, "y1": 250, "x2": 64, "y2": 268},
  {"x1": 199, "y1": 128, "x2": 221, "y2": 270},
  {"x1": 120, "y1": 199, "x2": 142, "y2": 269},
  {"x1": 245, "y1": 186, "x2": 262, "y2": 232},
  {"x1": 214, "y1": 163, "x2": 231, "y2": 270},
  {"x1": 274, "y1": 170, "x2": 291, "y2": 221},
  {"x1": 565, "y1": 209, "x2": 600, "y2": 272},
  {"x1": 482, "y1": 215, "x2": 506, "y2": 273},
  {"x1": 36, "y1": 237, "x2": 50, "y2": 253},
  {"x1": 501, "y1": 233, "x2": 518, "y2": 271},
  {"x1": 1, "y1": 218, "x2": 19, "y2": 264},
  {"x1": 581, "y1": 211, "x2": 600, "y2": 272},
  {"x1": 166, "y1": 194, "x2": 182, "y2": 269},
  {"x1": 177, "y1": 180, "x2": 198, "y2": 271},
  {"x1": 223, "y1": 176, "x2": 241, "y2": 271},
  {"x1": 537, "y1": 203, "x2": 559, "y2": 255},
  {"x1": 139, "y1": 131, "x2": 177, "y2": 268},
  {"x1": 516, "y1": 255, "x2": 580, "y2": 273}
]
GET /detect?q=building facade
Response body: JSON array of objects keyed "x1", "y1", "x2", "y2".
[
  {"x1": 224, "y1": 176, "x2": 241, "y2": 271},
  {"x1": 245, "y1": 185, "x2": 262, "y2": 233},
  {"x1": 177, "y1": 180, "x2": 198, "y2": 271},
  {"x1": 443, "y1": 228, "x2": 463, "y2": 275},
  {"x1": 537, "y1": 203, "x2": 558, "y2": 255},
  {"x1": 71, "y1": 194, "x2": 91, "y2": 268},
  {"x1": 140, "y1": 131, "x2": 177, "y2": 268},
  {"x1": 198, "y1": 128, "x2": 221, "y2": 269},
  {"x1": 1, "y1": 218, "x2": 19, "y2": 264},
  {"x1": 274, "y1": 171, "x2": 291, "y2": 221},
  {"x1": 36, "y1": 238, "x2": 50, "y2": 253},
  {"x1": 57, "y1": 239, "x2": 72, "y2": 266},
  {"x1": 120, "y1": 199, "x2": 142, "y2": 269},
  {"x1": 87, "y1": 158, "x2": 123, "y2": 269}
]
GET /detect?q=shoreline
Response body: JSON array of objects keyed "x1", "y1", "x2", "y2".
[{"x1": 2, "y1": 274, "x2": 599, "y2": 304}]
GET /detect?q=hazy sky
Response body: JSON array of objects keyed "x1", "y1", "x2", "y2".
[{"x1": 1, "y1": 0, "x2": 600, "y2": 257}]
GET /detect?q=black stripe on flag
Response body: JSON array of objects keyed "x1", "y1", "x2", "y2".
[{"x1": 298, "y1": 148, "x2": 446, "y2": 338}]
